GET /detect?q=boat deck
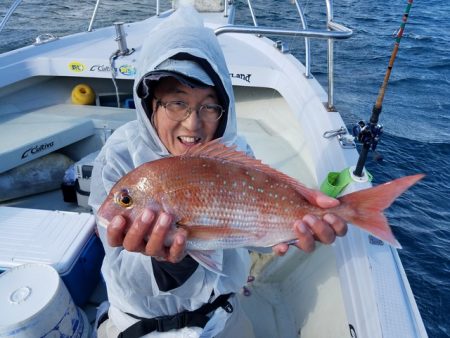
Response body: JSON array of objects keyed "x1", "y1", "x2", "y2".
[{"x1": 0, "y1": 83, "x2": 347, "y2": 337}]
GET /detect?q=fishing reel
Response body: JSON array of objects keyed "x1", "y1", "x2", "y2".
[{"x1": 352, "y1": 121, "x2": 384, "y2": 161}]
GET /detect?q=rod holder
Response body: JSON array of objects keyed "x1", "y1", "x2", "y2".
[{"x1": 114, "y1": 22, "x2": 129, "y2": 55}]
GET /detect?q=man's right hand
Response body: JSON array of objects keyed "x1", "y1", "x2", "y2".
[{"x1": 107, "y1": 208, "x2": 188, "y2": 263}]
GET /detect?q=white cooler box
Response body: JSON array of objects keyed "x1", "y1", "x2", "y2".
[{"x1": 0, "y1": 206, "x2": 104, "y2": 306}]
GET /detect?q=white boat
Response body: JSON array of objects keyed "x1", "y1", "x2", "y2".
[{"x1": 0, "y1": 1, "x2": 428, "y2": 337}]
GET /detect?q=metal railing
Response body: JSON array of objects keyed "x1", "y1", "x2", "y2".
[
  {"x1": 293, "y1": 0, "x2": 311, "y2": 78},
  {"x1": 247, "y1": 0, "x2": 258, "y2": 26},
  {"x1": 215, "y1": 0, "x2": 353, "y2": 111},
  {"x1": 88, "y1": 0, "x2": 102, "y2": 32},
  {"x1": 326, "y1": 0, "x2": 336, "y2": 110},
  {"x1": 0, "y1": 0, "x2": 23, "y2": 35},
  {"x1": 214, "y1": 24, "x2": 352, "y2": 40}
]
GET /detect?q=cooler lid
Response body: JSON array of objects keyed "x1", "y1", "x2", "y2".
[{"x1": 0, "y1": 207, "x2": 96, "y2": 274}]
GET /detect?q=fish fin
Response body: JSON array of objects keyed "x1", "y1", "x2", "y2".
[
  {"x1": 338, "y1": 174, "x2": 425, "y2": 248},
  {"x1": 188, "y1": 250, "x2": 225, "y2": 276},
  {"x1": 182, "y1": 139, "x2": 318, "y2": 202}
]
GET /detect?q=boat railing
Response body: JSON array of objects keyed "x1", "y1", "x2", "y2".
[
  {"x1": 246, "y1": 0, "x2": 258, "y2": 27},
  {"x1": 0, "y1": 0, "x2": 22, "y2": 35},
  {"x1": 217, "y1": 0, "x2": 353, "y2": 110}
]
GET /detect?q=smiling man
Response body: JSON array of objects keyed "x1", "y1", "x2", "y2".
[
  {"x1": 89, "y1": 6, "x2": 346, "y2": 338},
  {"x1": 150, "y1": 71, "x2": 223, "y2": 155}
]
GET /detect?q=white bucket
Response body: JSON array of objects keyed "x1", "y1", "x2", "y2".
[{"x1": 0, "y1": 263, "x2": 90, "y2": 337}]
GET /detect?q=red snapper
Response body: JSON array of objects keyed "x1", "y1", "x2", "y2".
[{"x1": 97, "y1": 140, "x2": 424, "y2": 253}]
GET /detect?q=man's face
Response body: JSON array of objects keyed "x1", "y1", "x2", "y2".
[{"x1": 152, "y1": 77, "x2": 221, "y2": 155}]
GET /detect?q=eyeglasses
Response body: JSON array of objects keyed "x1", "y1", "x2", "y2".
[{"x1": 155, "y1": 98, "x2": 224, "y2": 122}]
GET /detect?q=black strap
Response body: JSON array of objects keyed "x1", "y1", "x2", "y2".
[
  {"x1": 118, "y1": 312, "x2": 208, "y2": 338},
  {"x1": 118, "y1": 293, "x2": 233, "y2": 338},
  {"x1": 194, "y1": 293, "x2": 234, "y2": 315}
]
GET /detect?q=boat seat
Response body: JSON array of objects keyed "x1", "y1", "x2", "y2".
[{"x1": 0, "y1": 106, "x2": 95, "y2": 173}]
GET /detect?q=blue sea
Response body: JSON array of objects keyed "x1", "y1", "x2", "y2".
[{"x1": 1, "y1": 0, "x2": 448, "y2": 336}]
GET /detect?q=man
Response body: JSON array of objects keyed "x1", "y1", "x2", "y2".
[{"x1": 89, "y1": 6, "x2": 346, "y2": 337}]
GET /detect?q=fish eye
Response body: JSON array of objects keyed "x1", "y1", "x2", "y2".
[{"x1": 115, "y1": 189, "x2": 133, "y2": 208}]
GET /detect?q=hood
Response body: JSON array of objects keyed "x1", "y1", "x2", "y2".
[{"x1": 133, "y1": 6, "x2": 237, "y2": 157}]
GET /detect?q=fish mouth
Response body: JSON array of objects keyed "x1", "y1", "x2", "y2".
[{"x1": 178, "y1": 136, "x2": 202, "y2": 146}]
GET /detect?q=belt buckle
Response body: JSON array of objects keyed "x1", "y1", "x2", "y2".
[{"x1": 222, "y1": 301, "x2": 233, "y2": 313}]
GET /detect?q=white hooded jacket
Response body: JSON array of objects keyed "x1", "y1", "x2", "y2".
[{"x1": 89, "y1": 7, "x2": 251, "y2": 337}]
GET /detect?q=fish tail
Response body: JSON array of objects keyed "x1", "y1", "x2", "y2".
[{"x1": 337, "y1": 174, "x2": 424, "y2": 248}]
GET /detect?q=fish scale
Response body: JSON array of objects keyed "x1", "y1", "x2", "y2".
[{"x1": 153, "y1": 156, "x2": 304, "y2": 249}]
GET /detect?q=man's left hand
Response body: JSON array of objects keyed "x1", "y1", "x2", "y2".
[{"x1": 272, "y1": 191, "x2": 347, "y2": 255}]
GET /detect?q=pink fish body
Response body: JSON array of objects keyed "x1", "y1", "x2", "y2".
[{"x1": 97, "y1": 140, "x2": 424, "y2": 251}]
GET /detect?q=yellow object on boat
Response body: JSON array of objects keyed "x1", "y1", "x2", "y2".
[{"x1": 71, "y1": 84, "x2": 95, "y2": 105}]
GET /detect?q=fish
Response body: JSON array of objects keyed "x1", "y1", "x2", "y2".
[{"x1": 97, "y1": 139, "x2": 424, "y2": 271}]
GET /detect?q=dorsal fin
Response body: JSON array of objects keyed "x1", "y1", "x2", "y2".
[{"x1": 181, "y1": 139, "x2": 317, "y2": 202}]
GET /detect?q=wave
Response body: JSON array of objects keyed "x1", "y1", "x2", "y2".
[
  {"x1": 402, "y1": 32, "x2": 435, "y2": 42},
  {"x1": 381, "y1": 132, "x2": 450, "y2": 148},
  {"x1": 428, "y1": 60, "x2": 450, "y2": 71},
  {"x1": 387, "y1": 76, "x2": 450, "y2": 88}
]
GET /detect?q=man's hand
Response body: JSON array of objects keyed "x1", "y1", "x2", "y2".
[
  {"x1": 272, "y1": 191, "x2": 347, "y2": 256},
  {"x1": 107, "y1": 208, "x2": 187, "y2": 263}
]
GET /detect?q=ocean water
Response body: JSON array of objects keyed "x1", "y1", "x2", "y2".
[{"x1": 1, "y1": 0, "x2": 448, "y2": 336}]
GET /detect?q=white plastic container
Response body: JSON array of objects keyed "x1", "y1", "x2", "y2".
[
  {"x1": 0, "y1": 263, "x2": 90, "y2": 337},
  {"x1": 0, "y1": 206, "x2": 104, "y2": 306}
]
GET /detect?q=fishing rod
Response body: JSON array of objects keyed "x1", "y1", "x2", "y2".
[{"x1": 352, "y1": 0, "x2": 413, "y2": 177}]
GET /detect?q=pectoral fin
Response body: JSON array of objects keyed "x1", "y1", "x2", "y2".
[{"x1": 188, "y1": 249, "x2": 225, "y2": 276}]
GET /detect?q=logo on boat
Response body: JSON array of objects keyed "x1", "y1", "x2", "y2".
[
  {"x1": 118, "y1": 64, "x2": 136, "y2": 76},
  {"x1": 230, "y1": 73, "x2": 252, "y2": 83},
  {"x1": 69, "y1": 61, "x2": 86, "y2": 73},
  {"x1": 90, "y1": 64, "x2": 114, "y2": 72},
  {"x1": 21, "y1": 142, "x2": 54, "y2": 159}
]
